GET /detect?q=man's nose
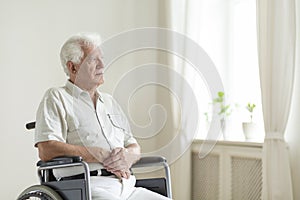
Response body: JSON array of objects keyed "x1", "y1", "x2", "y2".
[{"x1": 96, "y1": 58, "x2": 104, "y2": 68}]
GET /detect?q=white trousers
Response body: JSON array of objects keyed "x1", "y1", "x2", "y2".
[{"x1": 90, "y1": 175, "x2": 171, "y2": 200}]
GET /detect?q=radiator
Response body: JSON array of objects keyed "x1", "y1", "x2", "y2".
[{"x1": 192, "y1": 141, "x2": 263, "y2": 200}]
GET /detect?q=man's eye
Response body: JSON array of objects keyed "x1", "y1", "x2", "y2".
[{"x1": 88, "y1": 57, "x2": 97, "y2": 63}]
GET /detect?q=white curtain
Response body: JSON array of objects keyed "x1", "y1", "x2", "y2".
[{"x1": 256, "y1": 0, "x2": 296, "y2": 199}]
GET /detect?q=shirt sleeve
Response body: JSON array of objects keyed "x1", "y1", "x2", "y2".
[{"x1": 34, "y1": 88, "x2": 67, "y2": 147}]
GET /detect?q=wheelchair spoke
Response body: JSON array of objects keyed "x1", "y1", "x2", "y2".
[{"x1": 17, "y1": 185, "x2": 62, "y2": 200}]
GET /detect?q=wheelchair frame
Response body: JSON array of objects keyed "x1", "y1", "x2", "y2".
[
  {"x1": 18, "y1": 122, "x2": 172, "y2": 199},
  {"x1": 37, "y1": 156, "x2": 92, "y2": 200}
]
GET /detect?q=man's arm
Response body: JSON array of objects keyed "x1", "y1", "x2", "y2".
[
  {"x1": 126, "y1": 143, "x2": 141, "y2": 157},
  {"x1": 37, "y1": 140, "x2": 110, "y2": 163},
  {"x1": 125, "y1": 143, "x2": 141, "y2": 167}
]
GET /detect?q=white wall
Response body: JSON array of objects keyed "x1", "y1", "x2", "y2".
[
  {"x1": 0, "y1": 0, "x2": 164, "y2": 199},
  {"x1": 286, "y1": 0, "x2": 300, "y2": 198}
]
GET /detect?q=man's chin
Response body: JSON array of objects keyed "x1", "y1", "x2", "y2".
[{"x1": 97, "y1": 79, "x2": 104, "y2": 87}]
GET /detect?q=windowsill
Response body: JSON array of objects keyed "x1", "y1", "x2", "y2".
[
  {"x1": 193, "y1": 138, "x2": 263, "y2": 148},
  {"x1": 196, "y1": 120, "x2": 265, "y2": 144}
]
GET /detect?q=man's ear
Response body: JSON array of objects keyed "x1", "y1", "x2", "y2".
[{"x1": 67, "y1": 61, "x2": 77, "y2": 74}]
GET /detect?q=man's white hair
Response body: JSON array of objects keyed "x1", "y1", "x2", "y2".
[{"x1": 60, "y1": 32, "x2": 102, "y2": 76}]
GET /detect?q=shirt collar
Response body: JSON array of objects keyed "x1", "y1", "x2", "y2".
[
  {"x1": 65, "y1": 80, "x2": 83, "y2": 98},
  {"x1": 98, "y1": 93, "x2": 104, "y2": 103},
  {"x1": 65, "y1": 80, "x2": 104, "y2": 103}
]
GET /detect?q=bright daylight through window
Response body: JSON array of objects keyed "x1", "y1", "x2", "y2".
[{"x1": 172, "y1": 0, "x2": 265, "y2": 142}]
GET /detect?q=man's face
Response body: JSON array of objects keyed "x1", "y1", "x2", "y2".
[{"x1": 75, "y1": 47, "x2": 105, "y2": 89}]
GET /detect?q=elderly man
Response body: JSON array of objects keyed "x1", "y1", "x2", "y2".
[{"x1": 34, "y1": 33, "x2": 170, "y2": 200}]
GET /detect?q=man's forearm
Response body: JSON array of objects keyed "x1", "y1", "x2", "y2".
[
  {"x1": 125, "y1": 143, "x2": 141, "y2": 165},
  {"x1": 37, "y1": 140, "x2": 110, "y2": 163}
]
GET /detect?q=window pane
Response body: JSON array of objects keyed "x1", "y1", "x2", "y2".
[{"x1": 172, "y1": 0, "x2": 265, "y2": 142}]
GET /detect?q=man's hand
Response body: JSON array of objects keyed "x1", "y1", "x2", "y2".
[
  {"x1": 111, "y1": 169, "x2": 131, "y2": 179},
  {"x1": 102, "y1": 144, "x2": 141, "y2": 179},
  {"x1": 87, "y1": 146, "x2": 111, "y2": 163},
  {"x1": 103, "y1": 148, "x2": 133, "y2": 171}
]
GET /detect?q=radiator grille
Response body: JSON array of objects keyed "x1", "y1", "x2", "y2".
[
  {"x1": 192, "y1": 153, "x2": 220, "y2": 200},
  {"x1": 231, "y1": 157, "x2": 262, "y2": 200},
  {"x1": 192, "y1": 150, "x2": 262, "y2": 200}
]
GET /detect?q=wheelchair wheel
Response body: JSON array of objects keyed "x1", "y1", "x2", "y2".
[{"x1": 17, "y1": 185, "x2": 62, "y2": 200}]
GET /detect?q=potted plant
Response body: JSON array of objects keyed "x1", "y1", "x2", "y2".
[
  {"x1": 242, "y1": 103, "x2": 257, "y2": 140},
  {"x1": 203, "y1": 91, "x2": 233, "y2": 139},
  {"x1": 213, "y1": 91, "x2": 232, "y2": 139}
]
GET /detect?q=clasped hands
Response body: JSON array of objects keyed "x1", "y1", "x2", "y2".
[{"x1": 102, "y1": 147, "x2": 136, "y2": 179}]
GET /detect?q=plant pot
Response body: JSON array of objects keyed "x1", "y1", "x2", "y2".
[
  {"x1": 221, "y1": 119, "x2": 230, "y2": 140},
  {"x1": 242, "y1": 122, "x2": 257, "y2": 141}
]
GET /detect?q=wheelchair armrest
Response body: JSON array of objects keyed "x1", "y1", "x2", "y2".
[
  {"x1": 25, "y1": 121, "x2": 36, "y2": 130},
  {"x1": 36, "y1": 156, "x2": 92, "y2": 199},
  {"x1": 132, "y1": 156, "x2": 173, "y2": 198},
  {"x1": 37, "y1": 156, "x2": 83, "y2": 167},
  {"x1": 132, "y1": 156, "x2": 167, "y2": 168}
]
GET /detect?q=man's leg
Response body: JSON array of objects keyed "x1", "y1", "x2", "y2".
[
  {"x1": 127, "y1": 187, "x2": 172, "y2": 200},
  {"x1": 90, "y1": 176, "x2": 122, "y2": 200},
  {"x1": 92, "y1": 188, "x2": 122, "y2": 200}
]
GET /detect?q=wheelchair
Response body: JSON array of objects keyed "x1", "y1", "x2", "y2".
[{"x1": 17, "y1": 122, "x2": 172, "y2": 200}]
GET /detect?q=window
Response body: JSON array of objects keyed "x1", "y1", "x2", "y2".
[{"x1": 171, "y1": 0, "x2": 264, "y2": 142}]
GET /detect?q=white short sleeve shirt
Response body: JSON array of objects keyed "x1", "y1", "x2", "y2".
[{"x1": 34, "y1": 81, "x2": 137, "y2": 176}]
